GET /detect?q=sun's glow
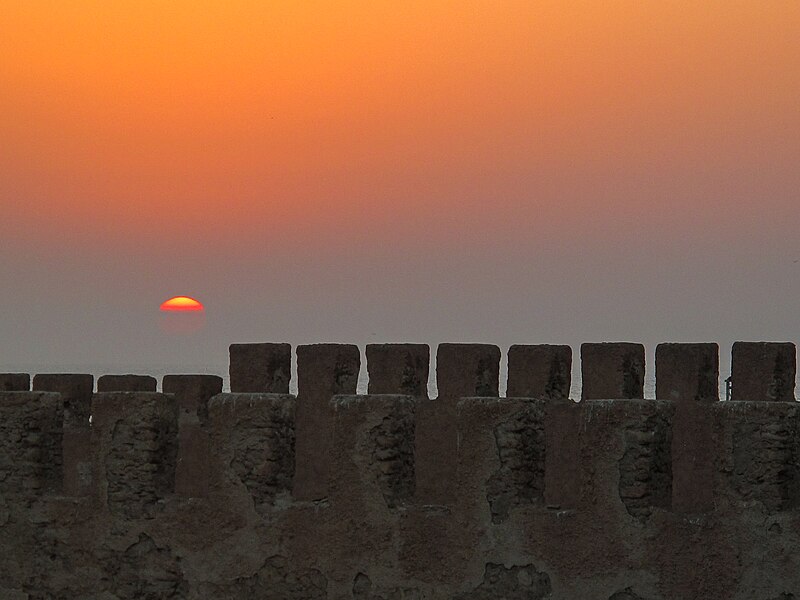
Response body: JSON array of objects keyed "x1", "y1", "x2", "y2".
[{"x1": 160, "y1": 296, "x2": 204, "y2": 312}]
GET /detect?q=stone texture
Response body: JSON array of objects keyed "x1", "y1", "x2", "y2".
[
  {"x1": 714, "y1": 402, "x2": 800, "y2": 513},
  {"x1": 454, "y1": 563, "x2": 552, "y2": 599},
  {"x1": 32, "y1": 373, "x2": 94, "y2": 427},
  {"x1": 293, "y1": 343, "x2": 360, "y2": 501},
  {"x1": 91, "y1": 392, "x2": 178, "y2": 519},
  {"x1": 0, "y1": 373, "x2": 29, "y2": 391},
  {"x1": 97, "y1": 374, "x2": 157, "y2": 393},
  {"x1": 415, "y1": 344, "x2": 500, "y2": 506},
  {"x1": 581, "y1": 342, "x2": 645, "y2": 400},
  {"x1": 0, "y1": 392, "x2": 63, "y2": 506},
  {"x1": 730, "y1": 342, "x2": 796, "y2": 402},
  {"x1": 163, "y1": 374, "x2": 223, "y2": 497},
  {"x1": 330, "y1": 395, "x2": 416, "y2": 511},
  {"x1": 229, "y1": 343, "x2": 291, "y2": 393},
  {"x1": 366, "y1": 343, "x2": 429, "y2": 397},
  {"x1": 506, "y1": 344, "x2": 572, "y2": 400},
  {"x1": 656, "y1": 343, "x2": 719, "y2": 402},
  {"x1": 208, "y1": 393, "x2": 295, "y2": 515},
  {"x1": 6, "y1": 343, "x2": 800, "y2": 598},
  {"x1": 33, "y1": 373, "x2": 95, "y2": 498}
]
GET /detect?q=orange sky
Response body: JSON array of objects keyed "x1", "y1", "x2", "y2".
[
  {"x1": 4, "y1": 2, "x2": 799, "y2": 247},
  {"x1": 2, "y1": 2, "x2": 800, "y2": 368}
]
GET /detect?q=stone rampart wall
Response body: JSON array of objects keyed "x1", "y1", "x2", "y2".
[{"x1": 1, "y1": 341, "x2": 799, "y2": 599}]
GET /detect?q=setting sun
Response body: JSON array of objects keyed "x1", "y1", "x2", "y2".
[{"x1": 159, "y1": 296, "x2": 204, "y2": 312}]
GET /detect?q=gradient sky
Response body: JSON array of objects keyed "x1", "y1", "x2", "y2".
[{"x1": 2, "y1": 2, "x2": 799, "y2": 382}]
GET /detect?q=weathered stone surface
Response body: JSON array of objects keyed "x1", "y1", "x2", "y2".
[
  {"x1": 33, "y1": 373, "x2": 93, "y2": 427},
  {"x1": 330, "y1": 395, "x2": 415, "y2": 510},
  {"x1": 506, "y1": 344, "x2": 572, "y2": 400},
  {"x1": 580, "y1": 400, "x2": 674, "y2": 520},
  {"x1": 229, "y1": 342, "x2": 291, "y2": 393},
  {"x1": 581, "y1": 342, "x2": 645, "y2": 400},
  {"x1": 97, "y1": 374, "x2": 157, "y2": 392},
  {"x1": 91, "y1": 392, "x2": 178, "y2": 519},
  {"x1": 714, "y1": 402, "x2": 800, "y2": 513},
  {"x1": 293, "y1": 343, "x2": 360, "y2": 501},
  {"x1": 454, "y1": 563, "x2": 552, "y2": 599},
  {"x1": 163, "y1": 374, "x2": 222, "y2": 498},
  {"x1": 352, "y1": 572, "x2": 421, "y2": 599},
  {"x1": 0, "y1": 392, "x2": 63, "y2": 505},
  {"x1": 7, "y1": 342, "x2": 800, "y2": 598},
  {"x1": 489, "y1": 407, "x2": 546, "y2": 522},
  {"x1": 731, "y1": 342, "x2": 796, "y2": 401},
  {"x1": 208, "y1": 393, "x2": 295, "y2": 515},
  {"x1": 199, "y1": 556, "x2": 327, "y2": 599},
  {"x1": 416, "y1": 344, "x2": 500, "y2": 505},
  {"x1": 656, "y1": 343, "x2": 719, "y2": 402},
  {"x1": 0, "y1": 373, "x2": 29, "y2": 391},
  {"x1": 98, "y1": 533, "x2": 188, "y2": 599},
  {"x1": 366, "y1": 343, "x2": 429, "y2": 397}
]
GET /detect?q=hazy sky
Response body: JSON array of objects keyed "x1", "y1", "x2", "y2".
[{"x1": 2, "y1": 2, "x2": 799, "y2": 378}]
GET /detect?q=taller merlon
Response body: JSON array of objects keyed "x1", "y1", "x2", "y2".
[{"x1": 0, "y1": 340, "x2": 798, "y2": 599}]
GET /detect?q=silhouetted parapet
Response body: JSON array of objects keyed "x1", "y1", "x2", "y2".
[
  {"x1": 293, "y1": 344, "x2": 360, "y2": 501},
  {"x1": 163, "y1": 375, "x2": 223, "y2": 498},
  {"x1": 90, "y1": 393, "x2": 178, "y2": 519},
  {"x1": 207, "y1": 394, "x2": 295, "y2": 516},
  {"x1": 730, "y1": 342, "x2": 796, "y2": 402},
  {"x1": 713, "y1": 401, "x2": 800, "y2": 513},
  {"x1": 32, "y1": 374, "x2": 94, "y2": 497},
  {"x1": 654, "y1": 344, "x2": 719, "y2": 513},
  {"x1": 97, "y1": 374, "x2": 157, "y2": 393},
  {"x1": 506, "y1": 344, "x2": 571, "y2": 400},
  {"x1": 0, "y1": 392, "x2": 63, "y2": 507},
  {"x1": 229, "y1": 343, "x2": 291, "y2": 393},
  {"x1": 0, "y1": 373, "x2": 29, "y2": 391},
  {"x1": 329, "y1": 395, "x2": 415, "y2": 511},
  {"x1": 656, "y1": 343, "x2": 719, "y2": 402},
  {"x1": 33, "y1": 373, "x2": 94, "y2": 427},
  {"x1": 581, "y1": 343, "x2": 645, "y2": 400},
  {"x1": 366, "y1": 344, "x2": 429, "y2": 397},
  {"x1": 416, "y1": 344, "x2": 501, "y2": 505},
  {"x1": 580, "y1": 400, "x2": 674, "y2": 521},
  {"x1": 457, "y1": 398, "x2": 545, "y2": 524}
]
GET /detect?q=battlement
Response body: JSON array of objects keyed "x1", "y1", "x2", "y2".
[{"x1": 1, "y1": 341, "x2": 799, "y2": 599}]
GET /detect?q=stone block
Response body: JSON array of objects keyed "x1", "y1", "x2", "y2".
[
  {"x1": 415, "y1": 344, "x2": 501, "y2": 506},
  {"x1": 229, "y1": 343, "x2": 291, "y2": 393},
  {"x1": 97, "y1": 374, "x2": 157, "y2": 393},
  {"x1": 0, "y1": 374, "x2": 29, "y2": 391},
  {"x1": 580, "y1": 400, "x2": 674, "y2": 521},
  {"x1": 0, "y1": 392, "x2": 63, "y2": 505},
  {"x1": 163, "y1": 375, "x2": 223, "y2": 497},
  {"x1": 293, "y1": 344, "x2": 360, "y2": 500},
  {"x1": 208, "y1": 394, "x2": 295, "y2": 515},
  {"x1": 713, "y1": 401, "x2": 800, "y2": 513},
  {"x1": 506, "y1": 344, "x2": 572, "y2": 400},
  {"x1": 91, "y1": 392, "x2": 178, "y2": 519},
  {"x1": 457, "y1": 397, "x2": 546, "y2": 524},
  {"x1": 543, "y1": 400, "x2": 581, "y2": 509},
  {"x1": 366, "y1": 344, "x2": 429, "y2": 397},
  {"x1": 329, "y1": 395, "x2": 415, "y2": 511},
  {"x1": 33, "y1": 373, "x2": 94, "y2": 428},
  {"x1": 436, "y1": 343, "x2": 501, "y2": 398},
  {"x1": 730, "y1": 341, "x2": 796, "y2": 401},
  {"x1": 656, "y1": 343, "x2": 719, "y2": 402},
  {"x1": 670, "y1": 401, "x2": 715, "y2": 514},
  {"x1": 162, "y1": 374, "x2": 223, "y2": 426},
  {"x1": 581, "y1": 343, "x2": 645, "y2": 400}
]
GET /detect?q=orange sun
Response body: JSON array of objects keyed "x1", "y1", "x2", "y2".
[{"x1": 160, "y1": 296, "x2": 204, "y2": 312}]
